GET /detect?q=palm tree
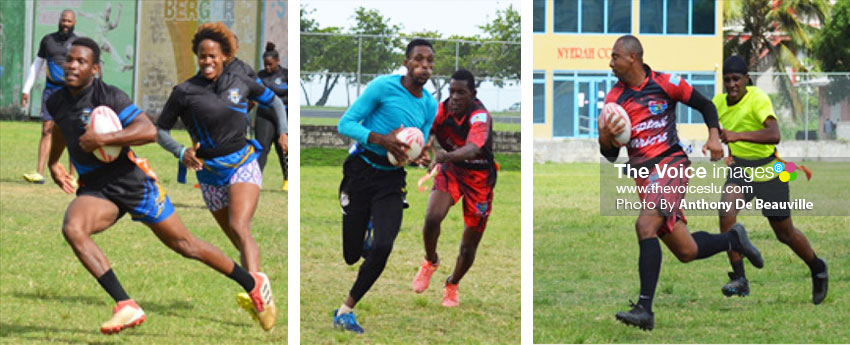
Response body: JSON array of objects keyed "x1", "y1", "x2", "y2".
[{"x1": 723, "y1": 0, "x2": 829, "y2": 119}]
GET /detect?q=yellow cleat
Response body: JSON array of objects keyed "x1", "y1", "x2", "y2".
[
  {"x1": 281, "y1": 180, "x2": 288, "y2": 192},
  {"x1": 22, "y1": 171, "x2": 45, "y2": 184},
  {"x1": 236, "y1": 292, "x2": 259, "y2": 322},
  {"x1": 100, "y1": 299, "x2": 146, "y2": 334},
  {"x1": 247, "y1": 272, "x2": 276, "y2": 331}
]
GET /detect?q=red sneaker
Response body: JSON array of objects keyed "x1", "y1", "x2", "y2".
[
  {"x1": 100, "y1": 299, "x2": 146, "y2": 334},
  {"x1": 442, "y1": 282, "x2": 459, "y2": 307},
  {"x1": 412, "y1": 259, "x2": 438, "y2": 293}
]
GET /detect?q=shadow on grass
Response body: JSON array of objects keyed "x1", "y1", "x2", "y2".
[
  {"x1": 138, "y1": 299, "x2": 253, "y2": 329},
  {"x1": 12, "y1": 292, "x2": 103, "y2": 306},
  {"x1": 9, "y1": 292, "x2": 247, "y2": 332},
  {"x1": 0, "y1": 177, "x2": 47, "y2": 185},
  {"x1": 0, "y1": 320, "x2": 170, "y2": 340},
  {"x1": 170, "y1": 202, "x2": 207, "y2": 210}
]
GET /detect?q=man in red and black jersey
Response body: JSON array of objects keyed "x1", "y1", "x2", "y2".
[
  {"x1": 599, "y1": 36, "x2": 764, "y2": 331},
  {"x1": 411, "y1": 70, "x2": 497, "y2": 307}
]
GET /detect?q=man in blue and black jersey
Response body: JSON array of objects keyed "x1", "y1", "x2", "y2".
[
  {"x1": 46, "y1": 37, "x2": 270, "y2": 335},
  {"x1": 21, "y1": 9, "x2": 78, "y2": 184}
]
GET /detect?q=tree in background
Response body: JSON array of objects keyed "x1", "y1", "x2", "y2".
[
  {"x1": 723, "y1": 0, "x2": 829, "y2": 119},
  {"x1": 477, "y1": 4, "x2": 521, "y2": 87},
  {"x1": 300, "y1": 6, "x2": 400, "y2": 106},
  {"x1": 349, "y1": 7, "x2": 402, "y2": 86},
  {"x1": 409, "y1": 30, "x2": 480, "y2": 101},
  {"x1": 812, "y1": 0, "x2": 850, "y2": 105},
  {"x1": 300, "y1": 5, "x2": 520, "y2": 107},
  {"x1": 411, "y1": 5, "x2": 520, "y2": 101}
]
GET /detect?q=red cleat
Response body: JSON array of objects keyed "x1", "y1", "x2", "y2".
[
  {"x1": 412, "y1": 259, "x2": 438, "y2": 293},
  {"x1": 442, "y1": 282, "x2": 459, "y2": 307}
]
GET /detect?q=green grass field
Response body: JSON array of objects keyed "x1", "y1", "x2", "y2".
[
  {"x1": 300, "y1": 149, "x2": 520, "y2": 344},
  {"x1": 534, "y1": 163, "x2": 850, "y2": 343},
  {"x1": 0, "y1": 121, "x2": 287, "y2": 344}
]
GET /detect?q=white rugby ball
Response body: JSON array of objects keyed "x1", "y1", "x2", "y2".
[
  {"x1": 599, "y1": 102, "x2": 631, "y2": 147},
  {"x1": 89, "y1": 105, "x2": 123, "y2": 162},
  {"x1": 387, "y1": 127, "x2": 425, "y2": 166}
]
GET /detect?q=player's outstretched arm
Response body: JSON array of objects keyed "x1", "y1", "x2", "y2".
[
  {"x1": 686, "y1": 89, "x2": 723, "y2": 161},
  {"x1": 79, "y1": 113, "x2": 156, "y2": 152},
  {"x1": 156, "y1": 127, "x2": 202, "y2": 171},
  {"x1": 21, "y1": 57, "x2": 46, "y2": 108},
  {"x1": 47, "y1": 126, "x2": 75, "y2": 194},
  {"x1": 720, "y1": 117, "x2": 780, "y2": 144},
  {"x1": 435, "y1": 143, "x2": 481, "y2": 164}
]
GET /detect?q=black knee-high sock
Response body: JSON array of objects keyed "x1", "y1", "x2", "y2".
[
  {"x1": 731, "y1": 259, "x2": 746, "y2": 278},
  {"x1": 806, "y1": 253, "x2": 825, "y2": 274},
  {"x1": 694, "y1": 231, "x2": 736, "y2": 259},
  {"x1": 227, "y1": 261, "x2": 256, "y2": 292},
  {"x1": 97, "y1": 269, "x2": 131, "y2": 302},
  {"x1": 638, "y1": 238, "x2": 662, "y2": 313}
]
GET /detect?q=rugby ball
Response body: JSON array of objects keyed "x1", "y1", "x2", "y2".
[
  {"x1": 599, "y1": 102, "x2": 631, "y2": 147},
  {"x1": 89, "y1": 106, "x2": 123, "y2": 162},
  {"x1": 387, "y1": 127, "x2": 424, "y2": 166}
]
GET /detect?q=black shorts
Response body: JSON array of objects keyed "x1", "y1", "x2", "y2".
[
  {"x1": 77, "y1": 166, "x2": 175, "y2": 224},
  {"x1": 338, "y1": 153, "x2": 407, "y2": 213},
  {"x1": 725, "y1": 175, "x2": 790, "y2": 220}
]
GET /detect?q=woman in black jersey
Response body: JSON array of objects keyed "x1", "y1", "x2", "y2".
[
  {"x1": 155, "y1": 23, "x2": 287, "y2": 329},
  {"x1": 255, "y1": 42, "x2": 288, "y2": 191}
]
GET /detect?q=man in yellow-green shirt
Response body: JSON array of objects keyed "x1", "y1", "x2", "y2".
[{"x1": 712, "y1": 55, "x2": 827, "y2": 305}]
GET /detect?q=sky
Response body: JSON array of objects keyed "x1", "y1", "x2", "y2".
[{"x1": 302, "y1": 0, "x2": 520, "y2": 36}]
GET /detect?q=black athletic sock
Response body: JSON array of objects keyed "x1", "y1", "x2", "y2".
[
  {"x1": 731, "y1": 259, "x2": 746, "y2": 279},
  {"x1": 227, "y1": 262, "x2": 256, "y2": 292},
  {"x1": 638, "y1": 238, "x2": 662, "y2": 313},
  {"x1": 97, "y1": 269, "x2": 131, "y2": 302},
  {"x1": 694, "y1": 231, "x2": 733, "y2": 259},
  {"x1": 806, "y1": 254, "x2": 825, "y2": 274}
]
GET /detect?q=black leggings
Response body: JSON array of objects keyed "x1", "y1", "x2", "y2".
[
  {"x1": 339, "y1": 155, "x2": 406, "y2": 303},
  {"x1": 255, "y1": 111, "x2": 287, "y2": 179}
]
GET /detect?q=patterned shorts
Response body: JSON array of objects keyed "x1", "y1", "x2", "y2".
[{"x1": 199, "y1": 160, "x2": 263, "y2": 211}]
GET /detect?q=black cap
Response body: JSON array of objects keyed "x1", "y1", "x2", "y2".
[{"x1": 723, "y1": 55, "x2": 748, "y2": 75}]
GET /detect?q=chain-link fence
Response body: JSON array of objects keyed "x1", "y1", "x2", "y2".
[
  {"x1": 300, "y1": 32, "x2": 520, "y2": 112},
  {"x1": 747, "y1": 72, "x2": 850, "y2": 142}
]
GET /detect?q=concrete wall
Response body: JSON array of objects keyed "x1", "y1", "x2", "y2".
[
  {"x1": 0, "y1": 0, "x2": 287, "y2": 118},
  {"x1": 135, "y1": 0, "x2": 262, "y2": 116},
  {"x1": 534, "y1": 138, "x2": 850, "y2": 163},
  {"x1": 24, "y1": 0, "x2": 138, "y2": 117},
  {"x1": 302, "y1": 125, "x2": 521, "y2": 154}
]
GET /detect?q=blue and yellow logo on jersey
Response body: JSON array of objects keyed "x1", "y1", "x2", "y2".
[
  {"x1": 648, "y1": 100, "x2": 667, "y2": 115},
  {"x1": 228, "y1": 88, "x2": 241, "y2": 104}
]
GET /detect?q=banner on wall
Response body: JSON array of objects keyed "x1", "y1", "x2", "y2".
[
  {"x1": 136, "y1": 0, "x2": 262, "y2": 116},
  {"x1": 28, "y1": 0, "x2": 137, "y2": 117},
  {"x1": 0, "y1": 1, "x2": 27, "y2": 111}
]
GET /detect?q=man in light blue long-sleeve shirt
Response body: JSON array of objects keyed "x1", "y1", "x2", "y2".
[{"x1": 332, "y1": 39, "x2": 437, "y2": 334}]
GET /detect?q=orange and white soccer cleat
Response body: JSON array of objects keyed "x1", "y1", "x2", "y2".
[
  {"x1": 412, "y1": 259, "x2": 438, "y2": 293},
  {"x1": 100, "y1": 299, "x2": 145, "y2": 334},
  {"x1": 442, "y1": 282, "x2": 459, "y2": 308},
  {"x1": 246, "y1": 272, "x2": 276, "y2": 331}
]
